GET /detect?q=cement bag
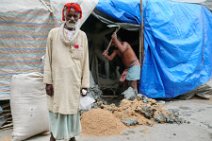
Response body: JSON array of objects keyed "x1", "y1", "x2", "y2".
[{"x1": 10, "y1": 72, "x2": 49, "y2": 141}]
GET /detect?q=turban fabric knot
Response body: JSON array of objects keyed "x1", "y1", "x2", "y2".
[{"x1": 62, "y1": 3, "x2": 82, "y2": 21}]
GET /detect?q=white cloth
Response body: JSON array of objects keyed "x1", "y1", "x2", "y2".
[
  {"x1": 49, "y1": 112, "x2": 81, "y2": 140},
  {"x1": 64, "y1": 28, "x2": 75, "y2": 41}
]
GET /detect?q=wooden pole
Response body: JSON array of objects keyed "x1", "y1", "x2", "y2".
[
  {"x1": 139, "y1": 0, "x2": 144, "y2": 66},
  {"x1": 105, "y1": 26, "x2": 120, "y2": 52}
]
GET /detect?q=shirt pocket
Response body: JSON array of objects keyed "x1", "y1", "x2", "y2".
[{"x1": 71, "y1": 49, "x2": 83, "y2": 60}]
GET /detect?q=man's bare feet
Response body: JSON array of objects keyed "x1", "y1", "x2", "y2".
[
  {"x1": 69, "y1": 137, "x2": 76, "y2": 141},
  {"x1": 50, "y1": 133, "x2": 55, "y2": 141}
]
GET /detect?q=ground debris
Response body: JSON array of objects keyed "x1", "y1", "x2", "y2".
[
  {"x1": 100, "y1": 96, "x2": 183, "y2": 124},
  {"x1": 81, "y1": 96, "x2": 184, "y2": 136},
  {"x1": 121, "y1": 118, "x2": 139, "y2": 126}
]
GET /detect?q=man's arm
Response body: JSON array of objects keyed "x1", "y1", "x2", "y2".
[
  {"x1": 81, "y1": 33, "x2": 90, "y2": 93},
  {"x1": 111, "y1": 33, "x2": 128, "y2": 53},
  {"x1": 102, "y1": 50, "x2": 118, "y2": 61},
  {"x1": 43, "y1": 30, "x2": 54, "y2": 96}
]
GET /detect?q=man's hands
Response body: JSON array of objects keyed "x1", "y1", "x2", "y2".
[
  {"x1": 102, "y1": 50, "x2": 108, "y2": 57},
  {"x1": 46, "y1": 84, "x2": 54, "y2": 97},
  {"x1": 45, "y1": 85, "x2": 88, "y2": 97},
  {"x1": 81, "y1": 88, "x2": 88, "y2": 96},
  {"x1": 111, "y1": 32, "x2": 118, "y2": 42}
]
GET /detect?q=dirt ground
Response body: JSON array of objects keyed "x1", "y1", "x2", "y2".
[
  {"x1": 0, "y1": 97, "x2": 212, "y2": 141},
  {"x1": 0, "y1": 80, "x2": 211, "y2": 141}
]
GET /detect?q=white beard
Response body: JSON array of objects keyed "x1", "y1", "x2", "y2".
[
  {"x1": 62, "y1": 22, "x2": 80, "y2": 45},
  {"x1": 65, "y1": 20, "x2": 76, "y2": 29}
]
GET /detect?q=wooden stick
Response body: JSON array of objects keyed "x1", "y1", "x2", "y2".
[
  {"x1": 0, "y1": 126, "x2": 13, "y2": 131},
  {"x1": 0, "y1": 113, "x2": 11, "y2": 117},
  {"x1": 0, "y1": 123, "x2": 13, "y2": 129},
  {"x1": 5, "y1": 117, "x2": 12, "y2": 121},
  {"x1": 105, "y1": 39, "x2": 113, "y2": 52},
  {"x1": 1, "y1": 104, "x2": 10, "y2": 109},
  {"x1": 0, "y1": 110, "x2": 11, "y2": 113},
  {"x1": 105, "y1": 26, "x2": 121, "y2": 52}
]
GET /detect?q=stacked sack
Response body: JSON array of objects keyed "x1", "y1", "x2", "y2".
[{"x1": 10, "y1": 72, "x2": 49, "y2": 141}]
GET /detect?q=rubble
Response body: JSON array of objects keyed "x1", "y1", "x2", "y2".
[
  {"x1": 81, "y1": 96, "x2": 185, "y2": 136},
  {"x1": 100, "y1": 96, "x2": 184, "y2": 124},
  {"x1": 121, "y1": 119, "x2": 139, "y2": 126}
]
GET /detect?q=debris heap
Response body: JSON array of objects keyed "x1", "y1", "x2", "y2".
[{"x1": 81, "y1": 96, "x2": 184, "y2": 136}]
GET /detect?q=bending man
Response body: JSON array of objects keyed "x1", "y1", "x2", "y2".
[{"x1": 102, "y1": 33, "x2": 140, "y2": 93}]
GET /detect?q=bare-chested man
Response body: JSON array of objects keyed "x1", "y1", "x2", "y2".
[{"x1": 102, "y1": 33, "x2": 140, "y2": 93}]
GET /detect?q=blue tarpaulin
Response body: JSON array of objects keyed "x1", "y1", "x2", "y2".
[
  {"x1": 96, "y1": 0, "x2": 212, "y2": 98},
  {"x1": 96, "y1": 0, "x2": 141, "y2": 24}
]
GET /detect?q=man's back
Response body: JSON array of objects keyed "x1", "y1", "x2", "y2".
[{"x1": 119, "y1": 42, "x2": 139, "y2": 68}]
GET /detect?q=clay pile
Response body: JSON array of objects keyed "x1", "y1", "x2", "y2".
[
  {"x1": 81, "y1": 96, "x2": 183, "y2": 136},
  {"x1": 81, "y1": 108, "x2": 127, "y2": 136}
]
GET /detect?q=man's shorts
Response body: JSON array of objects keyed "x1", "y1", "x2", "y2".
[{"x1": 126, "y1": 65, "x2": 141, "y2": 81}]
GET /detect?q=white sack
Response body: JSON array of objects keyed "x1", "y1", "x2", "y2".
[
  {"x1": 10, "y1": 72, "x2": 49, "y2": 141},
  {"x1": 80, "y1": 95, "x2": 95, "y2": 110}
]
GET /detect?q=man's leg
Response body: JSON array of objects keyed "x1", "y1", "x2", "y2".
[
  {"x1": 126, "y1": 65, "x2": 140, "y2": 94},
  {"x1": 50, "y1": 133, "x2": 56, "y2": 141},
  {"x1": 130, "y1": 80, "x2": 138, "y2": 94}
]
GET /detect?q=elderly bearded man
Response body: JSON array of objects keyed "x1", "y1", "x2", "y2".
[{"x1": 43, "y1": 3, "x2": 89, "y2": 141}]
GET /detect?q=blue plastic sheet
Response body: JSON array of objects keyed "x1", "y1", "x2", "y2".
[
  {"x1": 96, "y1": 0, "x2": 212, "y2": 98},
  {"x1": 141, "y1": 0, "x2": 212, "y2": 98},
  {"x1": 96, "y1": 0, "x2": 141, "y2": 24}
]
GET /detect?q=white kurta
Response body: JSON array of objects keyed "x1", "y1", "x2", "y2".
[{"x1": 43, "y1": 25, "x2": 90, "y2": 115}]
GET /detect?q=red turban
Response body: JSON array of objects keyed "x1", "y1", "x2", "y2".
[{"x1": 62, "y1": 3, "x2": 82, "y2": 21}]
